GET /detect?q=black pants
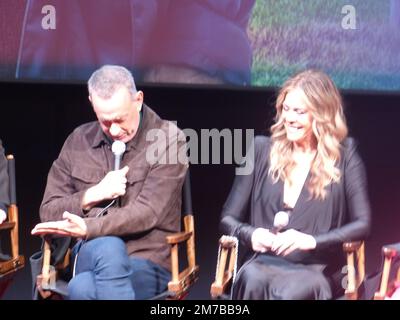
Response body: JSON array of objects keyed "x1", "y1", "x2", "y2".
[{"x1": 233, "y1": 254, "x2": 332, "y2": 300}]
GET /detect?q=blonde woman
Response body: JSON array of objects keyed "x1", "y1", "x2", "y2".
[{"x1": 220, "y1": 70, "x2": 371, "y2": 300}]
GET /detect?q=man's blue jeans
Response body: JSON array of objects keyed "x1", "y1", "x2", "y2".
[{"x1": 67, "y1": 236, "x2": 170, "y2": 300}]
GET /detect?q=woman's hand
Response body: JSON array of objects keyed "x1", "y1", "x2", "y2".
[
  {"x1": 270, "y1": 229, "x2": 316, "y2": 256},
  {"x1": 251, "y1": 228, "x2": 277, "y2": 253}
]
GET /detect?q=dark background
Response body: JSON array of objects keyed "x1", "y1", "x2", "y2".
[{"x1": 0, "y1": 81, "x2": 399, "y2": 299}]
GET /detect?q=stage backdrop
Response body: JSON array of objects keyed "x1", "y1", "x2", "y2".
[{"x1": 1, "y1": 0, "x2": 399, "y2": 91}]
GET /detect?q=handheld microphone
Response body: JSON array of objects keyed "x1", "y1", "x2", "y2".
[
  {"x1": 111, "y1": 140, "x2": 126, "y2": 207},
  {"x1": 271, "y1": 211, "x2": 290, "y2": 234},
  {"x1": 111, "y1": 140, "x2": 126, "y2": 170}
]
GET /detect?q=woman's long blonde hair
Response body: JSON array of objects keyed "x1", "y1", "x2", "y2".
[{"x1": 269, "y1": 69, "x2": 348, "y2": 200}]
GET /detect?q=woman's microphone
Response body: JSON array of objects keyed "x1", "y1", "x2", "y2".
[{"x1": 271, "y1": 211, "x2": 290, "y2": 234}]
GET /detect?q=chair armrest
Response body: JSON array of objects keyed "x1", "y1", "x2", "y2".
[
  {"x1": 343, "y1": 241, "x2": 363, "y2": 252},
  {"x1": 0, "y1": 222, "x2": 15, "y2": 230},
  {"x1": 166, "y1": 231, "x2": 193, "y2": 244},
  {"x1": 382, "y1": 245, "x2": 400, "y2": 257},
  {"x1": 219, "y1": 236, "x2": 238, "y2": 249}
]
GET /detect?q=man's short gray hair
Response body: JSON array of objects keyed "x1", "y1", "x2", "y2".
[{"x1": 88, "y1": 65, "x2": 137, "y2": 99}]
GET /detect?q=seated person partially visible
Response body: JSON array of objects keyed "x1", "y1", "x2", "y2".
[{"x1": 0, "y1": 139, "x2": 10, "y2": 261}]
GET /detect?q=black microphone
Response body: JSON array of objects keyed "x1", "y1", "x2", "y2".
[
  {"x1": 111, "y1": 140, "x2": 126, "y2": 170},
  {"x1": 111, "y1": 140, "x2": 126, "y2": 207},
  {"x1": 271, "y1": 211, "x2": 290, "y2": 234}
]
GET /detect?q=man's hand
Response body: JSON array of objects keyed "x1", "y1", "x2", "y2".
[
  {"x1": 31, "y1": 211, "x2": 87, "y2": 238},
  {"x1": 82, "y1": 166, "x2": 129, "y2": 210},
  {"x1": 251, "y1": 228, "x2": 277, "y2": 253},
  {"x1": 0, "y1": 209, "x2": 6, "y2": 224},
  {"x1": 270, "y1": 229, "x2": 316, "y2": 256}
]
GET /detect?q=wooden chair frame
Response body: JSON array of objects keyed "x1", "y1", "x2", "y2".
[
  {"x1": 37, "y1": 170, "x2": 198, "y2": 300},
  {"x1": 373, "y1": 243, "x2": 400, "y2": 300},
  {"x1": 0, "y1": 155, "x2": 25, "y2": 296},
  {"x1": 211, "y1": 238, "x2": 365, "y2": 300}
]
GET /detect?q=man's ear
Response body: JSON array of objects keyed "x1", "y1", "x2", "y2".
[
  {"x1": 135, "y1": 91, "x2": 144, "y2": 111},
  {"x1": 136, "y1": 90, "x2": 144, "y2": 102},
  {"x1": 88, "y1": 95, "x2": 92, "y2": 103}
]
